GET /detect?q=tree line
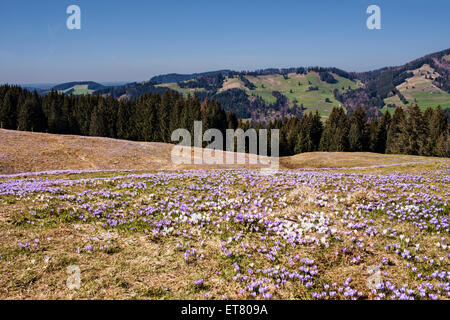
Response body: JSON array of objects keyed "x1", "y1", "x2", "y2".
[
  {"x1": 270, "y1": 105, "x2": 449, "y2": 157},
  {"x1": 0, "y1": 84, "x2": 448, "y2": 158},
  {"x1": 0, "y1": 85, "x2": 237, "y2": 144}
]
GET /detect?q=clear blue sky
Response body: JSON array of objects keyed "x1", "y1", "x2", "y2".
[{"x1": 0, "y1": 0, "x2": 449, "y2": 84}]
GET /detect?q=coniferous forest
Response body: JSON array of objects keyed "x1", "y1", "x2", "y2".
[{"x1": 0, "y1": 84, "x2": 448, "y2": 157}]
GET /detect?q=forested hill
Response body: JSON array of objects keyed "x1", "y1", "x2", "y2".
[
  {"x1": 46, "y1": 81, "x2": 105, "y2": 95},
  {"x1": 343, "y1": 48, "x2": 450, "y2": 116},
  {"x1": 86, "y1": 48, "x2": 450, "y2": 122},
  {"x1": 20, "y1": 48, "x2": 450, "y2": 122},
  {"x1": 150, "y1": 70, "x2": 231, "y2": 84}
]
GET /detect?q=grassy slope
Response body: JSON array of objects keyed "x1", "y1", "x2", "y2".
[
  {"x1": 383, "y1": 64, "x2": 450, "y2": 112},
  {"x1": 280, "y1": 152, "x2": 446, "y2": 169},
  {"x1": 244, "y1": 72, "x2": 359, "y2": 117},
  {"x1": 1, "y1": 129, "x2": 447, "y2": 175},
  {"x1": 155, "y1": 82, "x2": 205, "y2": 96},
  {"x1": 58, "y1": 85, "x2": 95, "y2": 95},
  {"x1": 0, "y1": 129, "x2": 270, "y2": 174},
  {"x1": 155, "y1": 61, "x2": 450, "y2": 118},
  {"x1": 156, "y1": 72, "x2": 360, "y2": 118}
]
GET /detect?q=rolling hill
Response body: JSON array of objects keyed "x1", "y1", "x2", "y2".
[
  {"x1": 49, "y1": 81, "x2": 105, "y2": 95},
  {"x1": 382, "y1": 62, "x2": 450, "y2": 112},
  {"x1": 151, "y1": 49, "x2": 450, "y2": 120},
  {"x1": 0, "y1": 129, "x2": 446, "y2": 175},
  {"x1": 150, "y1": 70, "x2": 231, "y2": 84},
  {"x1": 0, "y1": 129, "x2": 269, "y2": 174},
  {"x1": 41, "y1": 48, "x2": 450, "y2": 122},
  {"x1": 156, "y1": 70, "x2": 361, "y2": 120}
]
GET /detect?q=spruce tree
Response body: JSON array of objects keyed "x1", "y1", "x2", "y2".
[
  {"x1": 375, "y1": 111, "x2": 391, "y2": 153},
  {"x1": 386, "y1": 107, "x2": 406, "y2": 154},
  {"x1": 89, "y1": 99, "x2": 108, "y2": 137},
  {"x1": 404, "y1": 104, "x2": 427, "y2": 155},
  {"x1": 17, "y1": 98, "x2": 33, "y2": 131},
  {"x1": 158, "y1": 91, "x2": 172, "y2": 143},
  {"x1": 310, "y1": 111, "x2": 323, "y2": 151},
  {"x1": 295, "y1": 114, "x2": 311, "y2": 154},
  {"x1": 117, "y1": 100, "x2": 132, "y2": 140},
  {"x1": 429, "y1": 106, "x2": 449, "y2": 157},
  {"x1": 319, "y1": 107, "x2": 348, "y2": 151},
  {"x1": 367, "y1": 118, "x2": 378, "y2": 152},
  {"x1": 0, "y1": 89, "x2": 18, "y2": 129},
  {"x1": 61, "y1": 95, "x2": 72, "y2": 133},
  {"x1": 348, "y1": 107, "x2": 368, "y2": 152}
]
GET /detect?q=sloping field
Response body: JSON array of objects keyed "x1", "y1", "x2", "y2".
[
  {"x1": 281, "y1": 152, "x2": 445, "y2": 170},
  {"x1": 0, "y1": 129, "x2": 447, "y2": 175},
  {"x1": 0, "y1": 129, "x2": 270, "y2": 174},
  {"x1": 0, "y1": 129, "x2": 175, "y2": 174},
  {"x1": 244, "y1": 72, "x2": 359, "y2": 117},
  {"x1": 58, "y1": 85, "x2": 95, "y2": 95},
  {"x1": 384, "y1": 64, "x2": 450, "y2": 111},
  {"x1": 155, "y1": 82, "x2": 206, "y2": 96},
  {"x1": 156, "y1": 72, "x2": 361, "y2": 118}
]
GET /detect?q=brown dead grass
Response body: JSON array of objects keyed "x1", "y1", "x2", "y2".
[
  {"x1": 280, "y1": 152, "x2": 445, "y2": 169},
  {"x1": 0, "y1": 129, "x2": 273, "y2": 174},
  {"x1": 1, "y1": 129, "x2": 448, "y2": 175}
]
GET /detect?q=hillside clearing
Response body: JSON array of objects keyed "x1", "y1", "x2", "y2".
[{"x1": 384, "y1": 64, "x2": 450, "y2": 111}]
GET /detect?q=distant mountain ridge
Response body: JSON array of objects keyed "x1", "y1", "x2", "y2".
[
  {"x1": 150, "y1": 70, "x2": 231, "y2": 84},
  {"x1": 36, "y1": 48, "x2": 450, "y2": 121},
  {"x1": 48, "y1": 81, "x2": 105, "y2": 95}
]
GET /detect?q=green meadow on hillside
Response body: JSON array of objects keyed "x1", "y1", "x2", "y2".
[
  {"x1": 383, "y1": 63, "x2": 450, "y2": 112},
  {"x1": 155, "y1": 82, "x2": 206, "y2": 96},
  {"x1": 157, "y1": 72, "x2": 361, "y2": 118},
  {"x1": 244, "y1": 72, "x2": 359, "y2": 117},
  {"x1": 58, "y1": 84, "x2": 95, "y2": 95},
  {"x1": 383, "y1": 89, "x2": 450, "y2": 112}
]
